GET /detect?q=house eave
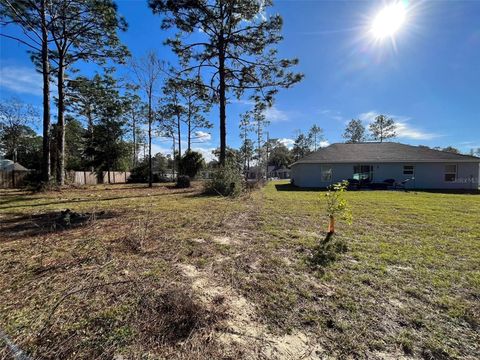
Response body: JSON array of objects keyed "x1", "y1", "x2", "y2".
[{"x1": 291, "y1": 159, "x2": 480, "y2": 166}]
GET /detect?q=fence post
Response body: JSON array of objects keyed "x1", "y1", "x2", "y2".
[{"x1": 12, "y1": 170, "x2": 15, "y2": 188}]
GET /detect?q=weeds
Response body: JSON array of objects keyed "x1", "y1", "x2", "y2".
[{"x1": 0, "y1": 182, "x2": 479, "y2": 359}]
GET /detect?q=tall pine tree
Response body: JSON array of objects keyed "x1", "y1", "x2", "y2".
[{"x1": 149, "y1": 0, "x2": 303, "y2": 165}]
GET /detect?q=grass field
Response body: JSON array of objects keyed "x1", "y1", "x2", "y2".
[{"x1": 0, "y1": 181, "x2": 479, "y2": 359}]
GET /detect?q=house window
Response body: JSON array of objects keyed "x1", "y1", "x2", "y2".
[
  {"x1": 444, "y1": 164, "x2": 457, "y2": 182},
  {"x1": 403, "y1": 165, "x2": 414, "y2": 175},
  {"x1": 353, "y1": 165, "x2": 373, "y2": 182},
  {"x1": 321, "y1": 166, "x2": 332, "y2": 181}
]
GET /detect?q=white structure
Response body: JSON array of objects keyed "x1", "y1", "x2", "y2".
[{"x1": 290, "y1": 143, "x2": 480, "y2": 190}]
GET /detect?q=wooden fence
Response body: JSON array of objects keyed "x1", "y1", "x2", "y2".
[
  {"x1": 0, "y1": 170, "x2": 29, "y2": 188},
  {"x1": 0, "y1": 170, "x2": 131, "y2": 188},
  {"x1": 67, "y1": 171, "x2": 131, "y2": 185}
]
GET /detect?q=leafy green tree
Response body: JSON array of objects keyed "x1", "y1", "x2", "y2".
[
  {"x1": 179, "y1": 150, "x2": 205, "y2": 178},
  {"x1": 149, "y1": 0, "x2": 303, "y2": 165},
  {"x1": 308, "y1": 124, "x2": 324, "y2": 151},
  {"x1": 16, "y1": 130, "x2": 43, "y2": 170},
  {"x1": 1, "y1": 0, "x2": 53, "y2": 181},
  {"x1": 343, "y1": 119, "x2": 365, "y2": 143},
  {"x1": 268, "y1": 141, "x2": 292, "y2": 168},
  {"x1": 64, "y1": 117, "x2": 87, "y2": 170},
  {"x1": 369, "y1": 115, "x2": 396, "y2": 142},
  {"x1": 212, "y1": 147, "x2": 243, "y2": 170},
  {"x1": 441, "y1": 146, "x2": 460, "y2": 154},
  {"x1": 292, "y1": 132, "x2": 312, "y2": 161},
  {"x1": 129, "y1": 153, "x2": 169, "y2": 183},
  {"x1": 50, "y1": 117, "x2": 88, "y2": 173},
  {"x1": 66, "y1": 75, "x2": 102, "y2": 170},
  {"x1": 81, "y1": 73, "x2": 130, "y2": 182},
  {"x1": 1, "y1": 125, "x2": 42, "y2": 170}
]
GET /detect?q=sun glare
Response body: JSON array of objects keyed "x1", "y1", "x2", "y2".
[{"x1": 371, "y1": 2, "x2": 407, "y2": 40}]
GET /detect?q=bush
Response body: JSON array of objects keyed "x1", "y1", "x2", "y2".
[
  {"x1": 128, "y1": 161, "x2": 168, "y2": 183},
  {"x1": 178, "y1": 150, "x2": 204, "y2": 178},
  {"x1": 176, "y1": 175, "x2": 191, "y2": 188},
  {"x1": 204, "y1": 162, "x2": 245, "y2": 197}
]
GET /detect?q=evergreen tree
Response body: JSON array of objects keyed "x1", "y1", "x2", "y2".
[
  {"x1": 1, "y1": 0, "x2": 53, "y2": 181},
  {"x1": 343, "y1": 119, "x2": 366, "y2": 143},
  {"x1": 74, "y1": 73, "x2": 130, "y2": 181},
  {"x1": 48, "y1": 0, "x2": 128, "y2": 185},
  {"x1": 239, "y1": 111, "x2": 253, "y2": 171},
  {"x1": 268, "y1": 141, "x2": 292, "y2": 168},
  {"x1": 149, "y1": 0, "x2": 303, "y2": 165},
  {"x1": 308, "y1": 124, "x2": 324, "y2": 151},
  {"x1": 292, "y1": 132, "x2": 312, "y2": 161},
  {"x1": 369, "y1": 115, "x2": 396, "y2": 142}
]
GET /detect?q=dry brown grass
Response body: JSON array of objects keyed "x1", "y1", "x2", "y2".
[{"x1": 1, "y1": 181, "x2": 479, "y2": 359}]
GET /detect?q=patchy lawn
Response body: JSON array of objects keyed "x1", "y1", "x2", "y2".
[{"x1": 0, "y1": 181, "x2": 479, "y2": 359}]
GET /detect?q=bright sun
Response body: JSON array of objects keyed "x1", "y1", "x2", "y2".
[{"x1": 371, "y1": 2, "x2": 407, "y2": 40}]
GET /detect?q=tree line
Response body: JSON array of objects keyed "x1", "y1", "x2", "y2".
[{"x1": 1, "y1": 0, "x2": 303, "y2": 187}]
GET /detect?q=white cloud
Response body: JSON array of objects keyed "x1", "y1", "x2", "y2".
[
  {"x1": 264, "y1": 105, "x2": 289, "y2": 122},
  {"x1": 193, "y1": 131, "x2": 212, "y2": 142},
  {"x1": 191, "y1": 147, "x2": 216, "y2": 162},
  {"x1": 358, "y1": 111, "x2": 379, "y2": 123},
  {"x1": 358, "y1": 110, "x2": 441, "y2": 141},
  {"x1": 395, "y1": 122, "x2": 440, "y2": 140},
  {"x1": 278, "y1": 138, "x2": 295, "y2": 149},
  {"x1": 0, "y1": 65, "x2": 42, "y2": 96},
  {"x1": 319, "y1": 140, "x2": 330, "y2": 148},
  {"x1": 150, "y1": 143, "x2": 171, "y2": 156}
]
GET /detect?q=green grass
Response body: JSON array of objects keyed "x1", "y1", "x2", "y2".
[{"x1": 0, "y1": 182, "x2": 479, "y2": 359}]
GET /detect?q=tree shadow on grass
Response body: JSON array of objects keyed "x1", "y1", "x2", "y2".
[
  {"x1": 274, "y1": 183, "x2": 327, "y2": 192},
  {"x1": 0, "y1": 189, "x2": 200, "y2": 211},
  {"x1": 0, "y1": 210, "x2": 117, "y2": 240}
]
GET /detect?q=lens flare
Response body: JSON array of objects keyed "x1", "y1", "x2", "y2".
[{"x1": 371, "y1": 2, "x2": 407, "y2": 40}]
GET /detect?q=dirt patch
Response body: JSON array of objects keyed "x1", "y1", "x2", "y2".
[
  {"x1": 177, "y1": 263, "x2": 323, "y2": 359},
  {"x1": 212, "y1": 235, "x2": 238, "y2": 246}
]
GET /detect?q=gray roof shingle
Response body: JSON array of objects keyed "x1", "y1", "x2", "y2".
[{"x1": 292, "y1": 142, "x2": 480, "y2": 165}]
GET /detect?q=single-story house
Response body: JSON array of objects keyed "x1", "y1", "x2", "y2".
[
  {"x1": 245, "y1": 165, "x2": 291, "y2": 180},
  {"x1": 290, "y1": 142, "x2": 480, "y2": 190}
]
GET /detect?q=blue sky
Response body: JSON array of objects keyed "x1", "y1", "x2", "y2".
[{"x1": 1, "y1": 0, "x2": 480, "y2": 160}]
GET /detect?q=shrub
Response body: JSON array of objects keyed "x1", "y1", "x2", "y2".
[
  {"x1": 325, "y1": 180, "x2": 351, "y2": 233},
  {"x1": 128, "y1": 161, "x2": 168, "y2": 183},
  {"x1": 204, "y1": 162, "x2": 244, "y2": 197},
  {"x1": 176, "y1": 175, "x2": 191, "y2": 188},
  {"x1": 178, "y1": 150, "x2": 205, "y2": 178}
]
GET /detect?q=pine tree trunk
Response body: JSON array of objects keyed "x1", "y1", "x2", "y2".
[
  {"x1": 132, "y1": 113, "x2": 136, "y2": 168},
  {"x1": 148, "y1": 87, "x2": 153, "y2": 188},
  {"x1": 177, "y1": 113, "x2": 182, "y2": 158},
  {"x1": 87, "y1": 110, "x2": 94, "y2": 172},
  {"x1": 218, "y1": 48, "x2": 227, "y2": 166},
  {"x1": 56, "y1": 57, "x2": 65, "y2": 186},
  {"x1": 187, "y1": 115, "x2": 191, "y2": 152},
  {"x1": 40, "y1": 0, "x2": 51, "y2": 183}
]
